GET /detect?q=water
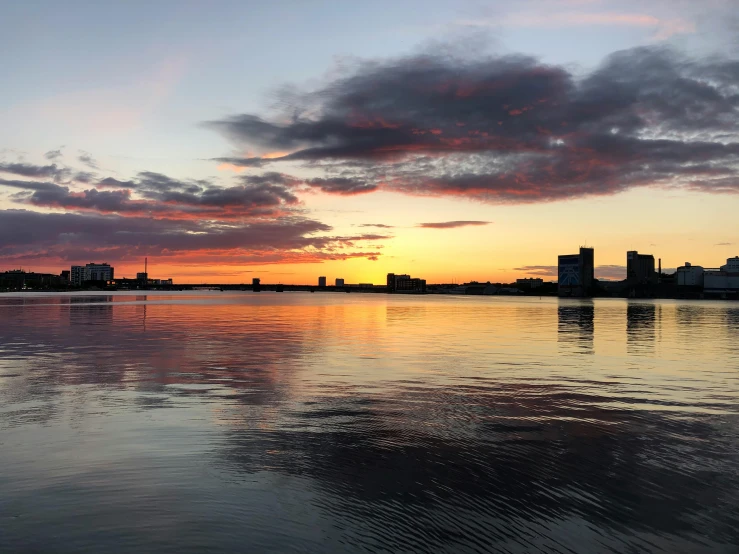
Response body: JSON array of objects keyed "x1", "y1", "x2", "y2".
[{"x1": 1, "y1": 292, "x2": 738, "y2": 553}]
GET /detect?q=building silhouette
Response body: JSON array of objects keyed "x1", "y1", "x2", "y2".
[
  {"x1": 318, "y1": 276, "x2": 327, "y2": 287},
  {"x1": 516, "y1": 278, "x2": 543, "y2": 289},
  {"x1": 627, "y1": 251, "x2": 656, "y2": 284},
  {"x1": 335, "y1": 278, "x2": 345, "y2": 287},
  {"x1": 387, "y1": 273, "x2": 426, "y2": 293},
  {"x1": 558, "y1": 247, "x2": 594, "y2": 297},
  {"x1": 0, "y1": 270, "x2": 64, "y2": 290},
  {"x1": 71, "y1": 263, "x2": 114, "y2": 286}
]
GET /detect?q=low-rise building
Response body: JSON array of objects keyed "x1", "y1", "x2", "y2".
[
  {"x1": 335, "y1": 278, "x2": 345, "y2": 287},
  {"x1": 318, "y1": 276, "x2": 327, "y2": 287},
  {"x1": 387, "y1": 273, "x2": 426, "y2": 293},
  {"x1": 516, "y1": 278, "x2": 543, "y2": 289}
]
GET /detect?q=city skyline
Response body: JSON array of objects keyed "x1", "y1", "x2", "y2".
[{"x1": 1, "y1": 0, "x2": 738, "y2": 285}]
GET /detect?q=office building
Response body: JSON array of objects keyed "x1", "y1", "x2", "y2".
[
  {"x1": 558, "y1": 247, "x2": 595, "y2": 297},
  {"x1": 387, "y1": 273, "x2": 426, "y2": 293},
  {"x1": 60, "y1": 270, "x2": 70, "y2": 283},
  {"x1": 136, "y1": 272, "x2": 148, "y2": 282},
  {"x1": 627, "y1": 251, "x2": 656, "y2": 284},
  {"x1": 84, "y1": 263, "x2": 114, "y2": 282},
  {"x1": 318, "y1": 276, "x2": 327, "y2": 287},
  {"x1": 71, "y1": 263, "x2": 114, "y2": 285},
  {"x1": 335, "y1": 278, "x2": 345, "y2": 287},
  {"x1": 71, "y1": 265, "x2": 84, "y2": 286}
]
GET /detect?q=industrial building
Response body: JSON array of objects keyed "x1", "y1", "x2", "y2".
[
  {"x1": 387, "y1": 273, "x2": 426, "y2": 293},
  {"x1": 676, "y1": 263, "x2": 704, "y2": 287},
  {"x1": 627, "y1": 251, "x2": 656, "y2": 284},
  {"x1": 705, "y1": 256, "x2": 739, "y2": 295},
  {"x1": 557, "y1": 247, "x2": 594, "y2": 297}
]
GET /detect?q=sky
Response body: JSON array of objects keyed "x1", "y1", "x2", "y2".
[{"x1": 1, "y1": 0, "x2": 738, "y2": 284}]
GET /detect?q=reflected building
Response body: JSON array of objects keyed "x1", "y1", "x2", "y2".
[
  {"x1": 627, "y1": 302, "x2": 656, "y2": 355},
  {"x1": 557, "y1": 300, "x2": 594, "y2": 354}
]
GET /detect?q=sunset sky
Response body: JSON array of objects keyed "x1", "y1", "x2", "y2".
[{"x1": 1, "y1": 0, "x2": 738, "y2": 284}]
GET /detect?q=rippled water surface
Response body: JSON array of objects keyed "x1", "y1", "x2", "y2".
[{"x1": 1, "y1": 292, "x2": 738, "y2": 553}]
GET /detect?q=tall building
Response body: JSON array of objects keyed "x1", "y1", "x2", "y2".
[
  {"x1": 627, "y1": 251, "x2": 656, "y2": 284},
  {"x1": 318, "y1": 276, "x2": 327, "y2": 287},
  {"x1": 84, "y1": 263, "x2": 113, "y2": 282},
  {"x1": 558, "y1": 247, "x2": 595, "y2": 297},
  {"x1": 71, "y1": 265, "x2": 84, "y2": 286},
  {"x1": 335, "y1": 278, "x2": 345, "y2": 287},
  {"x1": 71, "y1": 263, "x2": 114, "y2": 285},
  {"x1": 386, "y1": 273, "x2": 426, "y2": 293}
]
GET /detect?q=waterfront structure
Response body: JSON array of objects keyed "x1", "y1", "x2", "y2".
[
  {"x1": 676, "y1": 263, "x2": 705, "y2": 287},
  {"x1": 335, "y1": 278, "x2": 345, "y2": 287},
  {"x1": 721, "y1": 256, "x2": 739, "y2": 272},
  {"x1": 70, "y1": 263, "x2": 114, "y2": 285},
  {"x1": 318, "y1": 276, "x2": 327, "y2": 287},
  {"x1": 627, "y1": 251, "x2": 656, "y2": 284},
  {"x1": 85, "y1": 263, "x2": 113, "y2": 282},
  {"x1": 60, "y1": 270, "x2": 70, "y2": 283},
  {"x1": 71, "y1": 265, "x2": 84, "y2": 286},
  {"x1": 558, "y1": 247, "x2": 594, "y2": 297},
  {"x1": 387, "y1": 273, "x2": 426, "y2": 293},
  {"x1": 705, "y1": 256, "x2": 739, "y2": 294},
  {"x1": 136, "y1": 272, "x2": 148, "y2": 282},
  {"x1": 0, "y1": 270, "x2": 64, "y2": 290},
  {"x1": 516, "y1": 278, "x2": 543, "y2": 289}
]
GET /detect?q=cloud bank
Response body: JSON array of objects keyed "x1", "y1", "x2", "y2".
[{"x1": 209, "y1": 45, "x2": 739, "y2": 204}]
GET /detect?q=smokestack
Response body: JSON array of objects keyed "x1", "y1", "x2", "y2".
[
  {"x1": 658, "y1": 258, "x2": 661, "y2": 284},
  {"x1": 145, "y1": 257, "x2": 148, "y2": 275}
]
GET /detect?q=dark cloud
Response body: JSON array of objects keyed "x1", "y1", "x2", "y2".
[
  {"x1": 305, "y1": 177, "x2": 377, "y2": 195},
  {"x1": 595, "y1": 264, "x2": 627, "y2": 280},
  {"x1": 212, "y1": 156, "x2": 267, "y2": 168},
  {"x1": 359, "y1": 223, "x2": 394, "y2": 228},
  {"x1": 0, "y1": 209, "x2": 383, "y2": 266},
  {"x1": 209, "y1": 46, "x2": 739, "y2": 203},
  {"x1": 0, "y1": 178, "x2": 62, "y2": 192},
  {"x1": 73, "y1": 171, "x2": 96, "y2": 184},
  {"x1": 44, "y1": 149, "x2": 63, "y2": 161},
  {"x1": 514, "y1": 265, "x2": 558, "y2": 277},
  {"x1": 0, "y1": 166, "x2": 305, "y2": 222},
  {"x1": 418, "y1": 220, "x2": 490, "y2": 229},
  {"x1": 0, "y1": 162, "x2": 70, "y2": 182},
  {"x1": 516, "y1": 264, "x2": 628, "y2": 280},
  {"x1": 77, "y1": 151, "x2": 99, "y2": 169},
  {"x1": 716, "y1": 242, "x2": 734, "y2": 246}
]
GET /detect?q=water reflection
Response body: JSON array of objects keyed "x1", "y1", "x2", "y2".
[
  {"x1": 626, "y1": 302, "x2": 656, "y2": 355},
  {"x1": 557, "y1": 300, "x2": 594, "y2": 354},
  {"x1": 1, "y1": 294, "x2": 738, "y2": 554}
]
